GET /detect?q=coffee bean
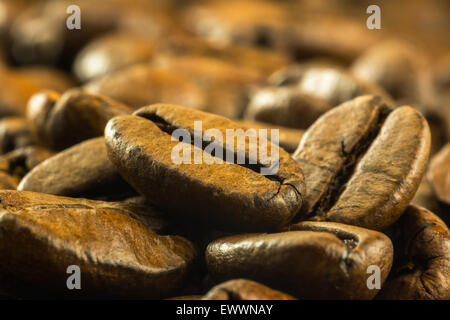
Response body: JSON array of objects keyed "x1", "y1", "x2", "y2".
[
  {"x1": 73, "y1": 33, "x2": 155, "y2": 82},
  {"x1": 0, "y1": 117, "x2": 35, "y2": 154},
  {"x1": 183, "y1": 0, "x2": 291, "y2": 50},
  {"x1": 10, "y1": 1, "x2": 127, "y2": 65},
  {"x1": 287, "y1": 11, "x2": 382, "y2": 62},
  {"x1": 15, "y1": 67, "x2": 75, "y2": 94},
  {"x1": 84, "y1": 64, "x2": 207, "y2": 111},
  {"x1": 27, "y1": 89, "x2": 133, "y2": 150},
  {"x1": 202, "y1": 279, "x2": 296, "y2": 300},
  {"x1": 378, "y1": 205, "x2": 450, "y2": 300},
  {"x1": 351, "y1": 40, "x2": 433, "y2": 106},
  {"x1": 0, "y1": 68, "x2": 71, "y2": 118},
  {"x1": 18, "y1": 137, "x2": 135, "y2": 200},
  {"x1": 105, "y1": 103, "x2": 305, "y2": 232},
  {"x1": 206, "y1": 221, "x2": 393, "y2": 299},
  {"x1": 296, "y1": 66, "x2": 394, "y2": 107},
  {"x1": 0, "y1": 0, "x2": 448, "y2": 301},
  {"x1": 154, "y1": 55, "x2": 266, "y2": 119},
  {"x1": 293, "y1": 95, "x2": 430, "y2": 230},
  {"x1": 0, "y1": 190, "x2": 194, "y2": 298},
  {"x1": 427, "y1": 143, "x2": 450, "y2": 205},
  {"x1": 268, "y1": 61, "x2": 339, "y2": 87},
  {"x1": 268, "y1": 64, "x2": 395, "y2": 108},
  {"x1": 0, "y1": 146, "x2": 54, "y2": 182},
  {"x1": 244, "y1": 86, "x2": 331, "y2": 129}
]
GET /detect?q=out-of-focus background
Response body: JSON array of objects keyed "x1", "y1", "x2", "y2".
[{"x1": 0, "y1": 0, "x2": 449, "y2": 152}]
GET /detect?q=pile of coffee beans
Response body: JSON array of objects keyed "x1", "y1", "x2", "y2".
[{"x1": 0, "y1": 0, "x2": 448, "y2": 300}]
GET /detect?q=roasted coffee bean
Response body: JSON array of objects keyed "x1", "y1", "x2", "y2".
[
  {"x1": 268, "y1": 60, "x2": 341, "y2": 87},
  {"x1": 244, "y1": 86, "x2": 331, "y2": 129},
  {"x1": 73, "y1": 33, "x2": 155, "y2": 82},
  {"x1": 293, "y1": 95, "x2": 430, "y2": 230},
  {"x1": 154, "y1": 55, "x2": 266, "y2": 119},
  {"x1": 0, "y1": 1, "x2": 27, "y2": 45},
  {"x1": 202, "y1": 279, "x2": 296, "y2": 300},
  {"x1": 18, "y1": 137, "x2": 135, "y2": 200},
  {"x1": 0, "y1": 117, "x2": 35, "y2": 155},
  {"x1": 183, "y1": 0, "x2": 291, "y2": 50},
  {"x1": 0, "y1": 71, "x2": 42, "y2": 117},
  {"x1": 105, "y1": 104, "x2": 305, "y2": 232},
  {"x1": 0, "y1": 146, "x2": 54, "y2": 181},
  {"x1": 84, "y1": 64, "x2": 207, "y2": 111},
  {"x1": 268, "y1": 64, "x2": 394, "y2": 108},
  {"x1": 427, "y1": 143, "x2": 450, "y2": 205},
  {"x1": 378, "y1": 205, "x2": 450, "y2": 300},
  {"x1": 286, "y1": 13, "x2": 380, "y2": 63},
  {"x1": 206, "y1": 221, "x2": 393, "y2": 299},
  {"x1": 15, "y1": 67, "x2": 75, "y2": 94},
  {"x1": 351, "y1": 40, "x2": 434, "y2": 106},
  {"x1": 293, "y1": 66, "x2": 393, "y2": 108},
  {"x1": 27, "y1": 89, "x2": 133, "y2": 150},
  {"x1": 236, "y1": 120, "x2": 305, "y2": 153},
  {"x1": 9, "y1": 0, "x2": 131, "y2": 65},
  {"x1": 0, "y1": 67, "x2": 74, "y2": 118},
  {"x1": 212, "y1": 44, "x2": 289, "y2": 77},
  {"x1": 0, "y1": 190, "x2": 193, "y2": 298}
]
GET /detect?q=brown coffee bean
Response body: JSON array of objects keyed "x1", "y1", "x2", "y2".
[
  {"x1": 10, "y1": 0, "x2": 127, "y2": 65},
  {"x1": 18, "y1": 137, "x2": 135, "y2": 200},
  {"x1": 295, "y1": 66, "x2": 394, "y2": 107},
  {"x1": 202, "y1": 279, "x2": 296, "y2": 300},
  {"x1": 105, "y1": 104, "x2": 305, "y2": 232},
  {"x1": 0, "y1": 146, "x2": 53, "y2": 191},
  {"x1": 293, "y1": 95, "x2": 430, "y2": 230},
  {"x1": 0, "y1": 146, "x2": 54, "y2": 180},
  {"x1": 84, "y1": 64, "x2": 207, "y2": 111},
  {"x1": 236, "y1": 120, "x2": 305, "y2": 153},
  {"x1": 0, "y1": 71, "x2": 40, "y2": 117},
  {"x1": 0, "y1": 117, "x2": 35, "y2": 155},
  {"x1": 15, "y1": 67, "x2": 75, "y2": 94},
  {"x1": 74, "y1": 33, "x2": 155, "y2": 82},
  {"x1": 206, "y1": 221, "x2": 393, "y2": 299},
  {"x1": 183, "y1": 0, "x2": 290, "y2": 49},
  {"x1": 244, "y1": 86, "x2": 331, "y2": 129},
  {"x1": 154, "y1": 55, "x2": 266, "y2": 119},
  {"x1": 427, "y1": 143, "x2": 450, "y2": 205},
  {"x1": 268, "y1": 60, "x2": 341, "y2": 87},
  {"x1": 378, "y1": 205, "x2": 450, "y2": 300},
  {"x1": 351, "y1": 40, "x2": 434, "y2": 106},
  {"x1": 213, "y1": 44, "x2": 289, "y2": 77},
  {"x1": 0, "y1": 1, "x2": 27, "y2": 45},
  {"x1": 0, "y1": 190, "x2": 193, "y2": 298},
  {"x1": 287, "y1": 12, "x2": 381, "y2": 63},
  {"x1": 27, "y1": 89, "x2": 133, "y2": 150},
  {"x1": 0, "y1": 67, "x2": 74, "y2": 118}
]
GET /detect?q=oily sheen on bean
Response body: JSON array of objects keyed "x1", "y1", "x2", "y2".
[
  {"x1": 206, "y1": 221, "x2": 393, "y2": 299},
  {"x1": 105, "y1": 104, "x2": 305, "y2": 232},
  {"x1": 0, "y1": 190, "x2": 196, "y2": 298},
  {"x1": 293, "y1": 95, "x2": 430, "y2": 230}
]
